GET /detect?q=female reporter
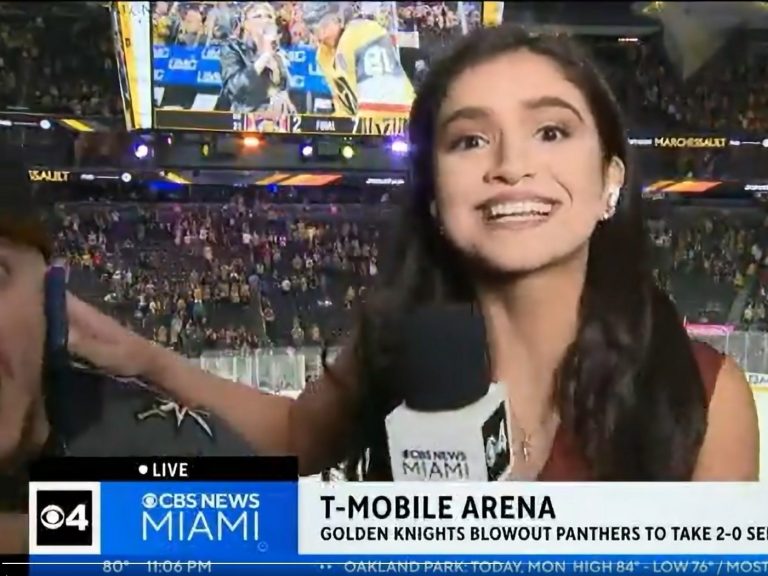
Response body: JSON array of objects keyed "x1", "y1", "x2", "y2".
[{"x1": 68, "y1": 24, "x2": 759, "y2": 481}]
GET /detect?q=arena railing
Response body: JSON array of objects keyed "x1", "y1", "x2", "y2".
[{"x1": 196, "y1": 332, "x2": 768, "y2": 391}]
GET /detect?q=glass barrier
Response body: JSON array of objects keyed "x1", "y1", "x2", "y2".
[{"x1": 196, "y1": 332, "x2": 768, "y2": 391}]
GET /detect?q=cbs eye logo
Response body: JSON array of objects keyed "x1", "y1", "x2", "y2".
[
  {"x1": 29, "y1": 482, "x2": 101, "y2": 555},
  {"x1": 40, "y1": 502, "x2": 89, "y2": 531}
]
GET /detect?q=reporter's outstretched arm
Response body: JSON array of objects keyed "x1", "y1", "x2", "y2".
[{"x1": 66, "y1": 294, "x2": 354, "y2": 475}]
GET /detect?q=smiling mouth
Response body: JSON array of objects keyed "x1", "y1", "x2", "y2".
[{"x1": 480, "y1": 200, "x2": 560, "y2": 226}]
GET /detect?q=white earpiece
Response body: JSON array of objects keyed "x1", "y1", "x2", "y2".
[{"x1": 602, "y1": 186, "x2": 620, "y2": 221}]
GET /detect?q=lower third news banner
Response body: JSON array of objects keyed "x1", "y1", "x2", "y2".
[
  {"x1": 6, "y1": 467, "x2": 768, "y2": 576},
  {"x1": 19, "y1": 457, "x2": 298, "y2": 576}
]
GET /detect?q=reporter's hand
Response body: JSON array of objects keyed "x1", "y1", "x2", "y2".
[{"x1": 66, "y1": 293, "x2": 158, "y2": 378}]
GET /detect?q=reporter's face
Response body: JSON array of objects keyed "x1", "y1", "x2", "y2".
[
  {"x1": 433, "y1": 50, "x2": 622, "y2": 274},
  {"x1": 0, "y1": 240, "x2": 46, "y2": 467}
]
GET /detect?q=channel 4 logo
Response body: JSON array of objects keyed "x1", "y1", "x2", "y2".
[{"x1": 29, "y1": 482, "x2": 102, "y2": 555}]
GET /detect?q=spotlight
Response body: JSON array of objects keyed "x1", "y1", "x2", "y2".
[
  {"x1": 134, "y1": 143, "x2": 149, "y2": 159},
  {"x1": 39, "y1": 119, "x2": 52, "y2": 130},
  {"x1": 341, "y1": 144, "x2": 355, "y2": 160},
  {"x1": 762, "y1": 138, "x2": 768, "y2": 149},
  {"x1": 120, "y1": 172, "x2": 132, "y2": 183},
  {"x1": 243, "y1": 135, "x2": 262, "y2": 148},
  {"x1": 301, "y1": 144, "x2": 314, "y2": 158},
  {"x1": 391, "y1": 139, "x2": 409, "y2": 154}
]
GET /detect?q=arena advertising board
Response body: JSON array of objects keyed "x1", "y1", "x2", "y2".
[{"x1": 112, "y1": 1, "x2": 487, "y2": 135}]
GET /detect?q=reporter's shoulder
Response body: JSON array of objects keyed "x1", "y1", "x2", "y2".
[
  {"x1": 60, "y1": 362, "x2": 255, "y2": 457},
  {"x1": 692, "y1": 347, "x2": 759, "y2": 480}
]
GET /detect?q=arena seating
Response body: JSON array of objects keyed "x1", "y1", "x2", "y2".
[
  {"x1": 56, "y1": 198, "x2": 385, "y2": 354},
  {"x1": 3, "y1": 5, "x2": 766, "y2": 359},
  {"x1": 1, "y1": 5, "x2": 767, "y2": 134},
  {"x1": 50, "y1": 194, "x2": 767, "y2": 358}
]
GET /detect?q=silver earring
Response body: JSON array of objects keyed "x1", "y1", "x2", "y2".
[{"x1": 602, "y1": 187, "x2": 620, "y2": 221}]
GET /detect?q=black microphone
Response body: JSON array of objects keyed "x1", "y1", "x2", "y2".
[{"x1": 385, "y1": 304, "x2": 512, "y2": 481}]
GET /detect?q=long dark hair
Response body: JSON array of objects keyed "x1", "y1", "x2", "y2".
[{"x1": 333, "y1": 25, "x2": 707, "y2": 481}]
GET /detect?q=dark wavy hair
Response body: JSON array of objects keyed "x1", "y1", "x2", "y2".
[{"x1": 332, "y1": 25, "x2": 707, "y2": 481}]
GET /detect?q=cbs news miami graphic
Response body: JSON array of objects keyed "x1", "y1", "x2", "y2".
[
  {"x1": 16, "y1": 458, "x2": 768, "y2": 576},
  {"x1": 24, "y1": 457, "x2": 298, "y2": 575}
]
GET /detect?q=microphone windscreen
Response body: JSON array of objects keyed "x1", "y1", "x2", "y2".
[{"x1": 396, "y1": 303, "x2": 490, "y2": 412}]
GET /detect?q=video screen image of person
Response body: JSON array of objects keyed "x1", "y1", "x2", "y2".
[{"x1": 151, "y1": 2, "x2": 415, "y2": 122}]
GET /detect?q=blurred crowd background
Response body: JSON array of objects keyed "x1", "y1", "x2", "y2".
[{"x1": 0, "y1": 1, "x2": 767, "y2": 388}]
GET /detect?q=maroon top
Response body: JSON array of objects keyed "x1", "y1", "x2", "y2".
[{"x1": 537, "y1": 341, "x2": 724, "y2": 480}]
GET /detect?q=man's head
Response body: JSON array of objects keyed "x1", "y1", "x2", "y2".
[
  {"x1": 0, "y1": 145, "x2": 51, "y2": 471},
  {"x1": 303, "y1": 2, "x2": 344, "y2": 49}
]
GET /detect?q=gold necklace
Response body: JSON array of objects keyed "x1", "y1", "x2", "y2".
[
  {"x1": 505, "y1": 398, "x2": 556, "y2": 464},
  {"x1": 505, "y1": 400, "x2": 535, "y2": 463},
  {"x1": 521, "y1": 433, "x2": 533, "y2": 462}
]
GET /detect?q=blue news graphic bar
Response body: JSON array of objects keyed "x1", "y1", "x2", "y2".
[{"x1": 16, "y1": 556, "x2": 768, "y2": 576}]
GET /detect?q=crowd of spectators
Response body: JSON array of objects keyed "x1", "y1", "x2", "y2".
[
  {"x1": 4, "y1": 4, "x2": 768, "y2": 367},
  {"x1": 152, "y1": 1, "x2": 400, "y2": 49},
  {"x1": 45, "y1": 184, "x2": 767, "y2": 360},
  {"x1": 742, "y1": 220, "x2": 768, "y2": 331},
  {"x1": 2, "y1": 3, "x2": 767, "y2": 133},
  {"x1": 649, "y1": 212, "x2": 768, "y2": 326},
  {"x1": 0, "y1": 13, "x2": 121, "y2": 115},
  {"x1": 54, "y1": 193, "x2": 384, "y2": 357},
  {"x1": 396, "y1": 2, "x2": 483, "y2": 78},
  {"x1": 743, "y1": 281, "x2": 768, "y2": 331},
  {"x1": 618, "y1": 36, "x2": 768, "y2": 133}
]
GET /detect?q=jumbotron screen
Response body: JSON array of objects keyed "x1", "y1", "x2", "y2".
[{"x1": 113, "y1": 1, "x2": 496, "y2": 135}]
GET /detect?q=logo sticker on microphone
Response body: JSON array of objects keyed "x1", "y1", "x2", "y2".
[{"x1": 482, "y1": 403, "x2": 510, "y2": 480}]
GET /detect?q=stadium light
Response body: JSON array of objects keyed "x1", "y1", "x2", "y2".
[
  {"x1": 134, "y1": 143, "x2": 149, "y2": 159},
  {"x1": 341, "y1": 144, "x2": 355, "y2": 160},
  {"x1": 301, "y1": 144, "x2": 314, "y2": 158},
  {"x1": 243, "y1": 135, "x2": 262, "y2": 149},
  {"x1": 121, "y1": 172, "x2": 132, "y2": 183},
  {"x1": 391, "y1": 139, "x2": 409, "y2": 154},
  {"x1": 39, "y1": 119, "x2": 52, "y2": 130}
]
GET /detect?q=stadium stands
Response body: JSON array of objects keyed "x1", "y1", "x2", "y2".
[
  {"x1": 0, "y1": 7, "x2": 121, "y2": 115},
  {"x1": 0, "y1": 4, "x2": 766, "y2": 132},
  {"x1": 2, "y1": 2, "x2": 767, "y2": 389},
  {"x1": 55, "y1": 196, "x2": 384, "y2": 353}
]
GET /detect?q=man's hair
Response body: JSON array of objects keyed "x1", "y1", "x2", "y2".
[
  {"x1": 0, "y1": 143, "x2": 52, "y2": 260},
  {"x1": 302, "y1": 2, "x2": 343, "y2": 27}
]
